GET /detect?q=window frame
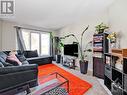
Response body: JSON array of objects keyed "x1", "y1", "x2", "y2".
[{"x1": 22, "y1": 29, "x2": 51, "y2": 56}]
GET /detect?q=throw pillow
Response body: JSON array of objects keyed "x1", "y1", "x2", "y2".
[
  {"x1": 0, "y1": 57, "x2": 6, "y2": 63},
  {"x1": 0, "y1": 52, "x2": 7, "y2": 60},
  {"x1": 24, "y1": 50, "x2": 38, "y2": 58},
  {"x1": 16, "y1": 54, "x2": 26, "y2": 62},
  {"x1": 6, "y1": 54, "x2": 22, "y2": 66},
  {"x1": 16, "y1": 54, "x2": 29, "y2": 65},
  {"x1": 22, "y1": 60, "x2": 29, "y2": 65},
  {"x1": 0, "y1": 62, "x2": 4, "y2": 67}
]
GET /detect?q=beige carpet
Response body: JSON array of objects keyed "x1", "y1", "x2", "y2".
[{"x1": 53, "y1": 62, "x2": 111, "y2": 95}]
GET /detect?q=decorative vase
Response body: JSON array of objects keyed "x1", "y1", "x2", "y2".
[
  {"x1": 108, "y1": 39, "x2": 116, "y2": 53},
  {"x1": 79, "y1": 60, "x2": 88, "y2": 74}
]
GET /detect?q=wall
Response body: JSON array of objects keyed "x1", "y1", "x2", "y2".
[
  {"x1": 0, "y1": 20, "x2": 54, "y2": 51},
  {"x1": 108, "y1": 0, "x2": 127, "y2": 48},
  {"x1": 0, "y1": 20, "x2": 2, "y2": 50},
  {"x1": 1, "y1": 20, "x2": 17, "y2": 51},
  {"x1": 58, "y1": 11, "x2": 109, "y2": 71}
]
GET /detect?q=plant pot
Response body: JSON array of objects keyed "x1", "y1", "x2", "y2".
[
  {"x1": 79, "y1": 60, "x2": 88, "y2": 74},
  {"x1": 98, "y1": 29, "x2": 104, "y2": 34},
  {"x1": 56, "y1": 55, "x2": 61, "y2": 63}
]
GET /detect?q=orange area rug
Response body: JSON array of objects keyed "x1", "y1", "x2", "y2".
[{"x1": 38, "y1": 64, "x2": 92, "y2": 95}]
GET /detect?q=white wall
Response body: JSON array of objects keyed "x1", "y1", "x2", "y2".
[
  {"x1": 108, "y1": 0, "x2": 127, "y2": 48},
  {"x1": 0, "y1": 20, "x2": 2, "y2": 50},
  {"x1": 58, "y1": 11, "x2": 109, "y2": 71},
  {"x1": 1, "y1": 21, "x2": 17, "y2": 51},
  {"x1": 0, "y1": 20, "x2": 56, "y2": 51}
]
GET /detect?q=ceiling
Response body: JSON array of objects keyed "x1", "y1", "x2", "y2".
[{"x1": 1, "y1": 0, "x2": 115, "y2": 31}]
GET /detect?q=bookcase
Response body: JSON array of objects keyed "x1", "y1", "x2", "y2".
[
  {"x1": 93, "y1": 33, "x2": 109, "y2": 79},
  {"x1": 104, "y1": 49, "x2": 127, "y2": 95}
]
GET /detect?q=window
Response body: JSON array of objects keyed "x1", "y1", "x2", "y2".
[
  {"x1": 41, "y1": 33, "x2": 50, "y2": 55},
  {"x1": 31, "y1": 33, "x2": 40, "y2": 53},
  {"x1": 22, "y1": 29, "x2": 50, "y2": 55}
]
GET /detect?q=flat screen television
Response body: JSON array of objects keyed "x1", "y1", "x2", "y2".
[{"x1": 64, "y1": 44, "x2": 78, "y2": 57}]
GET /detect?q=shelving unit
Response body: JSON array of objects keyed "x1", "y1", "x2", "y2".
[
  {"x1": 104, "y1": 49, "x2": 127, "y2": 95},
  {"x1": 93, "y1": 33, "x2": 109, "y2": 79}
]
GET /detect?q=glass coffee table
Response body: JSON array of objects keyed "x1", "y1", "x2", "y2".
[{"x1": 29, "y1": 72, "x2": 69, "y2": 95}]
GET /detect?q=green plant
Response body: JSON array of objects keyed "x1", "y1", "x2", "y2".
[
  {"x1": 57, "y1": 39, "x2": 64, "y2": 54},
  {"x1": 50, "y1": 33, "x2": 64, "y2": 55},
  {"x1": 83, "y1": 41, "x2": 92, "y2": 58},
  {"x1": 95, "y1": 23, "x2": 109, "y2": 33},
  {"x1": 107, "y1": 32, "x2": 116, "y2": 43}
]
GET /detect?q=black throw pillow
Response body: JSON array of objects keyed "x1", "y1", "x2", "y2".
[{"x1": 24, "y1": 50, "x2": 38, "y2": 58}]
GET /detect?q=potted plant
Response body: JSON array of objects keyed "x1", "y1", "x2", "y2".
[
  {"x1": 55, "y1": 39, "x2": 64, "y2": 63},
  {"x1": 60, "y1": 25, "x2": 90, "y2": 74},
  {"x1": 107, "y1": 32, "x2": 117, "y2": 52},
  {"x1": 95, "y1": 23, "x2": 109, "y2": 34},
  {"x1": 50, "y1": 33, "x2": 64, "y2": 63},
  {"x1": 80, "y1": 42, "x2": 92, "y2": 74}
]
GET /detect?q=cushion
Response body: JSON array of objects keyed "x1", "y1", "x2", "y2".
[
  {"x1": 0, "y1": 52, "x2": 7, "y2": 60},
  {"x1": 0, "y1": 64, "x2": 38, "y2": 74},
  {"x1": 0, "y1": 62, "x2": 4, "y2": 67},
  {"x1": 6, "y1": 54, "x2": 22, "y2": 66},
  {"x1": 16, "y1": 54, "x2": 29, "y2": 65},
  {"x1": 16, "y1": 54, "x2": 26, "y2": 62},
  {"x1": 1, "y1": 62, "x2": 13, "y2": 67},
  {"x1": 22, "y1": 60, "x2": 29, "y2": 65},
  {"x1": 3, "y1": 51, "x2": 11, "y2": 56},
  {"x1": 23, "y1": 50, "x2": 38, "y2": 58},
  {"x1": 0, "y1": 57, "x2": 6, "y2": 63}
]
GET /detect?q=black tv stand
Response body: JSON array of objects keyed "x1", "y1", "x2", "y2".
[{"x1": 61, "y1": 56, "x2": 76, "y2": 69}]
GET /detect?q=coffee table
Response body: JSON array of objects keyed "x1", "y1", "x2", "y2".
[{"x1": 29, "y1": 72, "x2": 69, "y2": 95}]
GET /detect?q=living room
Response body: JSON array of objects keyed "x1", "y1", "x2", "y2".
[{"x1": 0, "y1": 0, "x2": 127, "y2": 95}]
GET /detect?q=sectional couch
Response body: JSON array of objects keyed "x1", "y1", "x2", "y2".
[
  {"x1": 23, "y1": 50, "x2": 53, "y2": 65},
  {"x1": 0, "y1": 51, "x2": 38, "y2": 94}
]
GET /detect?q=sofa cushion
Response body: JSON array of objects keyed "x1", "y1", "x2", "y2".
[
  {"x1": 0, "y1": 57, "x2": 6, "y2": 63},
  {"x1": 0, "y1": 52, "x2": 7, "y2": 60},
  {"x1": 16, "y1": 54, "x2": 26, "y2": 62},
  {"x1": 3, "y1": 51, "x2": 11, "y2": 56},
  {"x1": 0, "y1": 64, "x2": 38, "y2": 74},
  {"x1": 16, "y1": 54, "x2": 29, "y2": 65},
  {"x1": 1, "y1": 62, "x2": 13, "y2": 67},
  {"x1": 27, "y1": 56, "x2": 52, "y2": 65},
  {"x1": 22, "y1": 60, "x2": 29, "y2": 65},
  {"x1": 6, "y1": 54, "x2": 22, "y2": 66},
  {"x1": 23, "y1": 50, "x2": 38, "y2": 58},
  {"x1": 0, "y1": 62, "x2": 4, "y2": 67}
]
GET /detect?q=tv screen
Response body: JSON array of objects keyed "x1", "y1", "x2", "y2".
[{"x1": 64, "y1": 44, "x2": 78, "y2": 57}]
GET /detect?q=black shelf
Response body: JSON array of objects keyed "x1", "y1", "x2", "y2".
[{"x1": 104, "y1": 53, "x2": 127, "y2": 95}]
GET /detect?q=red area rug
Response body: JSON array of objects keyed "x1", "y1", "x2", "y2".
[{"x1": 38, "y1": 64, "x2": 92, "y2": 95}]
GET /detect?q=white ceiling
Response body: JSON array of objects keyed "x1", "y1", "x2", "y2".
[{"x1": 2, "y1": 0, "x2": 115, "y2": 30}]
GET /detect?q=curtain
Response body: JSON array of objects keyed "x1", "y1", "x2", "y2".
[
  {"x1": 50, "y1": 33, "x2": 53, "y2": 56},
  {"x1": 16, "y1": 27, "x2": 26, "y2": 52}
]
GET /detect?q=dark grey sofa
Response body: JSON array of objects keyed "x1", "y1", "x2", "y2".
[
  {"x1": 23, "y1": 50, "x2": 53, "y2": 65},
  {"x1": 0, "y1": 51, "x2": 38, "y2": 94}
]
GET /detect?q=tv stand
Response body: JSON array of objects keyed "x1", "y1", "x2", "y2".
[{"x1": 62, "y1": 56, "x2": 76, "y2": 69}]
